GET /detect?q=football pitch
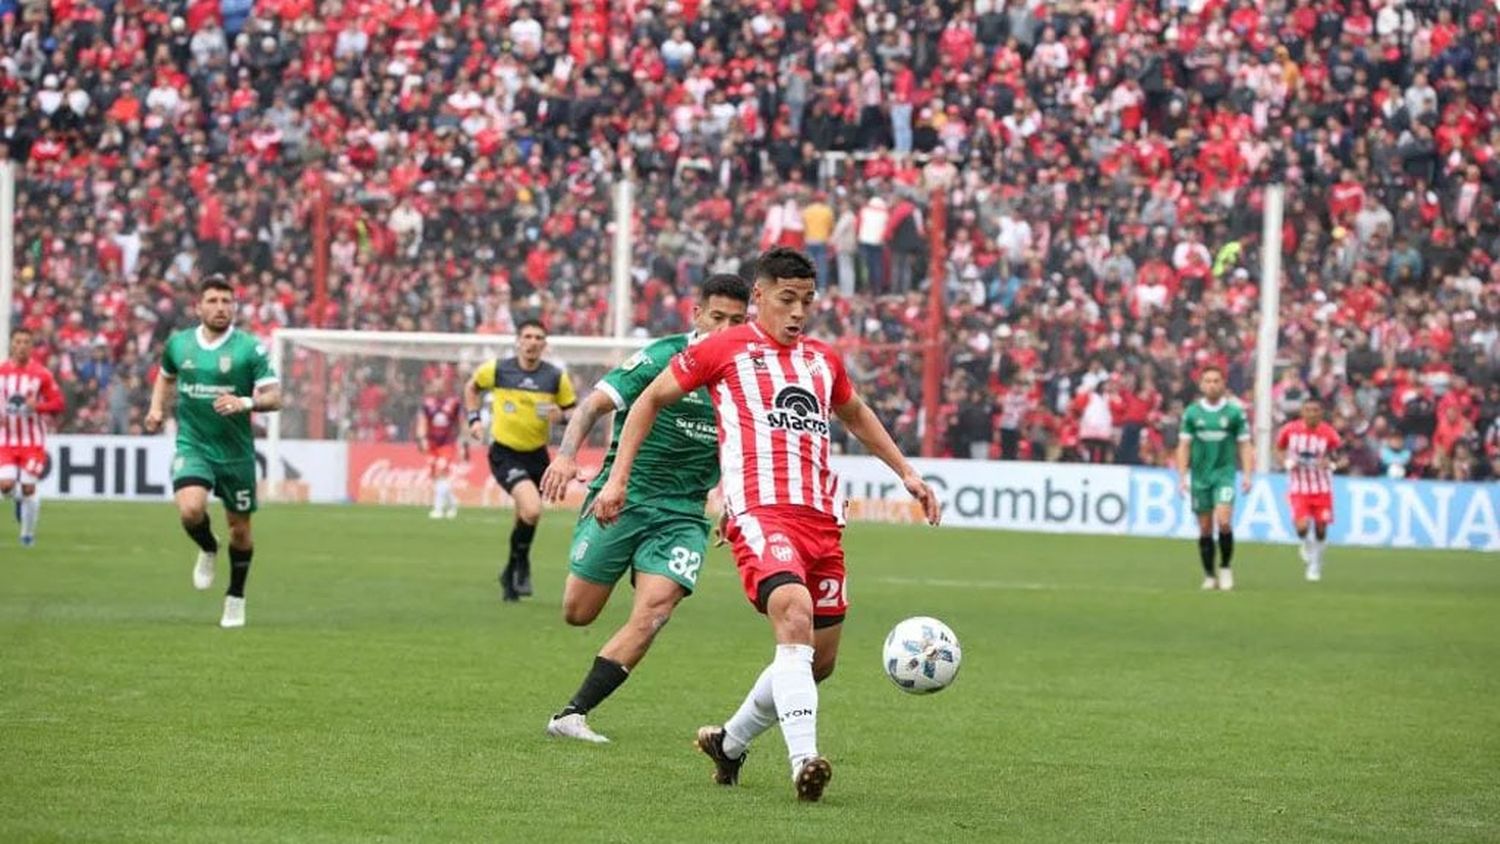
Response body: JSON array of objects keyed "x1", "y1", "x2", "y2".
[{"x1": 2, "y1": 502, "x2": 1497, "y2": 843}]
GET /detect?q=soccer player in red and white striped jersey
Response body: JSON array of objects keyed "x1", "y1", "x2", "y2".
[
  {"x1": 1275, "y1": 399, "x2": 1342, "y2": 582},
  {"x1": 0, "y1": 328, "x2": 65, "y2": 547},
  {"x1": 593, "y1": 248, "x2": 940, "y2": 802}
]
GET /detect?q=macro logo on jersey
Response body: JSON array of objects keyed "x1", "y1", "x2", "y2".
[{"x1": 767, "y1": 385, "x2": 828, "y2": 435}]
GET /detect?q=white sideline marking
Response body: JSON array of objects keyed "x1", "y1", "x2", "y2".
[{"x1": 874, "y1": 576, "x2": 1170, "y2": 595}]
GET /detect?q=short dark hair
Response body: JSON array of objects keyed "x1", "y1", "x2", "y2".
[
  {"x1": 753, "y1": 247, "x2": 816, "y2": 285},
  {"x1": 10, "y1": 326, "x2": 31, "y2": 338},
  {"x1": 1200, "y1": 365, "x2": 1225, "y2": 379},
  {"x1": 199, "y1": 274, "x2": 233, "y2": 297},
  {"x1": 516, "y1": 318, "x2": 547, "y2": 336},
  {"x1": 700, "y1": 272, "x2": 750, "y2": 303}
]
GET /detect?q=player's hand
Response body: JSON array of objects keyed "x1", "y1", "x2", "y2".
[
  {"x1": 1240, "y1": 473, "x2": 1253, "y2": 493},
  {"x1": 540, "y1": 454, "x2": 580, "y2": 503},
  {"x1": 468, "y1": 420, "x2": 487, "y2": 442},
  {"x1": 902, "y1": 470, "x2": 941, "y2": 526},
  {"x1": 712, "y1": 510, "x2": 729, "y2": 547},
  {"x1": 1178, "y1": 475, "x2": 1190, "y2": 497},
  {"x1": 213, "y1": 392, "x2": 251, "y2": 416},
  {"x1": 546, "y1": 405, "x2": 565, "y2": 425},
  {"x1": 590, "y1": 479, "x2": 627, "y2": 526},
  {"x1": 144, "y1": 407, "x2": 164, "y2": 433}
]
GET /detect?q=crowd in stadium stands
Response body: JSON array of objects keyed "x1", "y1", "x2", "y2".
[{"x1": 6, "y1": 0, "x2": 1500, "y2": 479}]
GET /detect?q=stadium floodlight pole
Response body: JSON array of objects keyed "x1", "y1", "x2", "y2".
[
  {"x1": 920, "y1": 186, "x2": 947, "y2": 458},
  {"x1": 0, "y1": 160, "x2": 14, "y2": 353},
  {"x1": 610, "y1": 178, "x2": 633, "y2": 340},
  {"x1": 1253, "y1": 184, "x2": 1286, "y2": 474}
]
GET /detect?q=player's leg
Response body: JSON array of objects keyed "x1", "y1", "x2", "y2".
[
  {"x1": 1307, "y1": 497, "x2": 1331, "y2": 581},
  {"x1": 217, "y1": 461, "x2": 258, "y2": 628},
  {"x1": 1292, "y1": 496, "x2": 1313, "y2": 563},
  {"x1": 0, "y1": 459, "x2": 18, "y2": 542},
  {"x1": 1214, "y1": 493, "x2": 1236, "y2": 591},
  {"x1": 173, "y1": 453, "x2": 220, "y2": 590},
  {"x1": 428, "y1": 454, "x2": 444, "y2": 519},
  {"x1": 547, "y1": 509, "x2": 631, "y2": 740},
  {"x1": 507, "y1": 479, "x2": 543, "y2": 597},
  {"x1": 1193, "y1": 485, "x2": 1217, "y2": 589},
  {"x1": 487, "y1": 445, "x2": 526, "y2": 601},
  {"x1": 551, "y1": 512, "x2": 696, "y2": 741},
  {"x1": 551, "y1": 574, "x2": 687, "y2": 743}
]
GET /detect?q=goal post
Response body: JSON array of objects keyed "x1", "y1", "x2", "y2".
[{"x1": 263, "y1": 328, "x2": 650, "y2": 497}]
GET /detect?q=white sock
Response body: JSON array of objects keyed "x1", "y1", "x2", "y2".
[
  {"x1": 19, "y1": 493, "x2": 39, "y2": 538},
  {"x1": 1301, "y1": 534, "x2": 1314, "y2": 557},
  {"x1": 723, "y1": 663, "x2": 777, "y2": 758},
  {"x1": 1312, "y1": 538, "x2": 1325, "y2": 567},
  {"x1": 434, "y1": 478, "x2": 452, "y2": 509},
  {"x1": 770, "y1": 643, "x2": 818, "y2": 776}
]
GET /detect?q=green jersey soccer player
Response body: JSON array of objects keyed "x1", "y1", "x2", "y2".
[
  {"x1": 145, "y1": 275, "x2": 283, "y2": 628},
  {"x1": 1176, "y1": 366, "x2": 1253, "y2": 591},
  {"x1": 536, "y1": 273, "x2": 750, "y2": 743}
]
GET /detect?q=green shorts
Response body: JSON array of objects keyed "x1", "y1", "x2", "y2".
[
  {"x1": 1191, "y1": 479, "x2": 1237, "y2": 514},
  {"x1": 569, "y1": 498, "x2": 710, "y2": 594},
  {"x1": 172, "y1": 451, "x2": 258, "y2": 514}
]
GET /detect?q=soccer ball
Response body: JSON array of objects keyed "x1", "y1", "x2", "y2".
[{"x1": 882, "y1": 616, "x2": 962, "y2": 694}]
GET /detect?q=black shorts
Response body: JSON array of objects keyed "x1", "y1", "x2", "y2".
[{"x1": 488, "y1": 443, "x2": 550, "y2": 494}]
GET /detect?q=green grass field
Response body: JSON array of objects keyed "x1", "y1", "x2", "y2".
[{"x1": 2, "y1": 502, "x2": 1497, "y2": 843}]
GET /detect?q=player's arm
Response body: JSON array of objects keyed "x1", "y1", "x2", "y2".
[
  {"x1": 464, "y1": 361, "x2": 494, "y2": 440},
  {"x1": 415, "y1": 408, "x2": 429, "y2": 452},
  {"x1": 834, "y1": 393, "x2": 940, "y2": 525},
  {"x1": 591, "y1": 369, "x2": 687, "y2": 525},
  {"x1": 540, "y1": 389, "x2": 615, "y2": 502},
  {"x1": 1275, "y1": 426, "x2": 1292, "y2": 472},
  {"x1": 32, "y1": 371, "x2": 65, "y2": 414},
  {"x1": 145, "y1": 369, "x2": 175, "y2": 433},
  {"x1": 214, "y1": 342, "x2": 284, "y2": 416},
  {"x1": 1175, "y1": 428, "x2": 1192, "y2": 495}
]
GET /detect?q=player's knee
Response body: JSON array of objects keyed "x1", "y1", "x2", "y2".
[
  {"x1": 0, "y1": 481, "x2": 13, "y2": 495},
  {"x1": 812, "y1": 655, "x2": 837, "y2": 683},
  {"x1": 19, "y1": 483, "x2": 36, "y2": 497},
  {"x1": 516, "y1": 503, "x2": 542, "y2": 525},
  {"x1": 178, "y1": 503, "x2": 207, "y2": 525},
  {"x1": 769, "y1": 604, "x2": 815, "y2": 643},
  {"x1": 562, "y1": 599, "x2": 599, "y2": 627},
  {"x1": 228, "y1": 522, "x2": 253, "y2": 547}
]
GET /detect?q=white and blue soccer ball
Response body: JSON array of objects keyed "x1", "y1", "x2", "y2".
[{"x1": 882, "y1": 616, "x2": 962, "y2": 694}]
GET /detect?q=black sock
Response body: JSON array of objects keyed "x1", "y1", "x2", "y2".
[
  {"x1": 1198, "y1": 536, "x2": 1216, "y2": 576},
  {"x1": 227, "y1": 546, "x2": 253, "y2": 598},
  {"x1": 510, "y1": 519, "x2": 537, "y2": 567},
  {"x1": 183, "y1": 516, "x2": 218, "y2": 554},
  {"x1": 557, "y1": 656, "x2": 630, "y2": 718},
  {"x1": 1218, "y1": 531, "x2": 1234, "y2": 568}
]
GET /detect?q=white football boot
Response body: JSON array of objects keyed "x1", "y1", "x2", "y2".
[
  {"x1": 220, "y1": 596, "x2": 246, "y2": 629},
  {"x1": 193, "y1": 541, "x2": 219, "y2": 591},
  {"x1": 545, "y1": 713, "x2": 610, "y2": 744},
  {"x1": 1201, "y1": 576, "x2": 1218, "y2": 591},
  {"x1": 1217, "y1": 568, "x2": 1235, "y2": 591}
]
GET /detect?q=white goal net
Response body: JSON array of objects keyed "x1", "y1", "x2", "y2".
[{"x1": 263, "y1": 328, "x2": 650, "y2": 504}]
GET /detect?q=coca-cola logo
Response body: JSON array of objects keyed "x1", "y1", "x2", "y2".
[{"x1": 359, "y1": 459, "x2": 434, "y2": 489}]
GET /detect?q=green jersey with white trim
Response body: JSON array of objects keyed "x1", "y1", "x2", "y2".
[
  {"x1": 1180, "y1": 397, "x2": 1249, "y2": 481},
  {"x1": 589, "y1": 333, "x2": 719, "y2": 515},
  {"x1": 160, "y1": 326, "x2": 277, "y2": 463}
]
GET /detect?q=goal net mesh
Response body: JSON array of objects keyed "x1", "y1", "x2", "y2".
[{"x1": 263, "y1": 329, "x2": 649, "y2": 504}]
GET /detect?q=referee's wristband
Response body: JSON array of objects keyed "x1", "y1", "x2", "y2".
[
  {"x1": 240, "y1": 396, "x2": 255, "y2": 412},
  {"x1": 467, "y1": 412, "x2": 482, "y2": 426}
]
